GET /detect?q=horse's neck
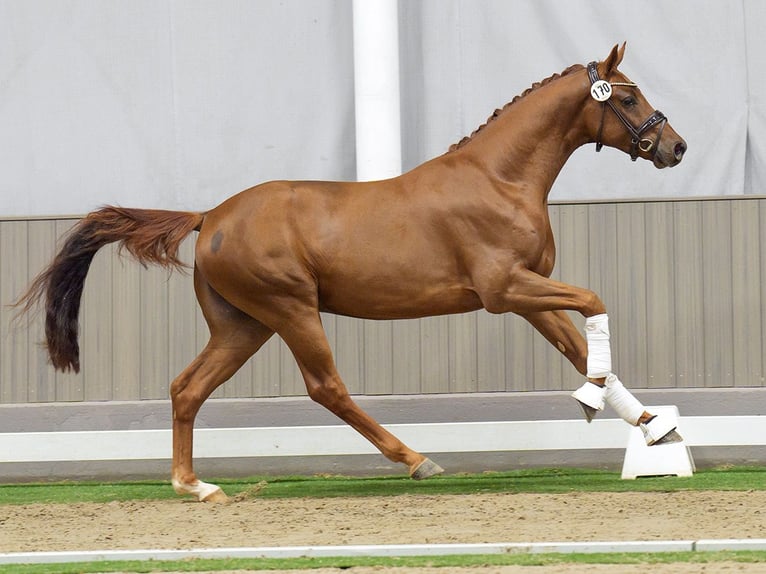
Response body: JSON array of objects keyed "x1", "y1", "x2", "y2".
[{"x1": 462, "y1": 73, "x2": 590, "y2": 201}]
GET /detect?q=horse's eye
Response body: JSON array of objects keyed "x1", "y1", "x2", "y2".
[{"x1": 622, "y1": 96, "x2": 637, "y2": 108}]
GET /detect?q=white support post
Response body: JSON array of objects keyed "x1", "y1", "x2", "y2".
[
  {"x1": 621, "y1": 406, "x2": 696, "y2": 479},
  {"x1": 352, "y1": 0, "x2": 402, "y2": 182}
]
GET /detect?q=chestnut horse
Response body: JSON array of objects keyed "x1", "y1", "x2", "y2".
[{"x1": 17, "y1": 44, "x2": 686, "y2": 502}]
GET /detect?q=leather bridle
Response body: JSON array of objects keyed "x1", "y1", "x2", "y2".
[{"x1": 587, "y1": 61, "x2": 667, "y2": 161}]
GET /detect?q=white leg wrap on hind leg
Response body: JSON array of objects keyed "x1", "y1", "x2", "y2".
[
  {"x1": 604, "y1": 373, "x2": 645, "y2": 426},
  {"x1": 172, "y1": 478, "x2": 221, "y2": 501},
  {"x1": 585, "y1": 313, "x2": 611, "y2": 378}
]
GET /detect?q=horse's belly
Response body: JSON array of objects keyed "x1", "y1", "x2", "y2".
[{"x1": 318, "y1": 279, "x2": 482, "y2": 320}]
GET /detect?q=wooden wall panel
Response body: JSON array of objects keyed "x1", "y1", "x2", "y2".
[
  {"x1": 730, "y1": 200, "x2": 764, "y2": 386},
  {"x1": 1, "y1": 221, "x2": 28, "y2": 403},
  {"x1": 2, "y1": 197, "x2": 766, "y2": 404},
  {"x1": 700, "y1": 200, "x2": 734, "y2": 387},
  {"x1": 672, "y1": 202, "x2": 705, "y2": 388}
]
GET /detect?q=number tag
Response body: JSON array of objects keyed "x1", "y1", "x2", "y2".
[{"x1": 590, "y1": 80, "x2": 612, "y2": 102}]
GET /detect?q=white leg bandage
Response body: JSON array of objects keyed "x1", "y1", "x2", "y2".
[
  {"x1": 604, "y1": 373, "x2": 645, "y2": 426},
  {"x1": 172, "y1": 478, "x2": 222, "y2": 502},
  {"x1": 585, "y1": 313, "x2": 611, "y2": 378}
]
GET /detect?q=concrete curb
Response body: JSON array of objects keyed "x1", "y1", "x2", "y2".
[{"x1": 1, "y1": 539, "x2": 765, "y2": 565}]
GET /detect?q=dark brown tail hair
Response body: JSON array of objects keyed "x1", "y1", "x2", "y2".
[{"x1": 14, "y1": 206, "x2": 204, "y2": 373}]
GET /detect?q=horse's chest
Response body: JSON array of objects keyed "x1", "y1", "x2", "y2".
[
  {"x1": 500, "y1": 211, "x2": 556, "y2": 276},
  {"x1": 533, "y1": 241, "x2": 556, "y2": 277}
]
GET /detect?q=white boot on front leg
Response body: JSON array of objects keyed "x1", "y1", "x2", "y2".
[
  {"x1": 603, "y1": 373, "x2": 644, "y2": 426},
  {"x1": 172, "y1": 478, "x2": 228, "y2": 503},
  {"x1": 604, "y1": 373, "x2": 682, "y2": 446}
]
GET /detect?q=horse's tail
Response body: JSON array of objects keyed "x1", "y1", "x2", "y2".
[{"x1": 14, "y1": 206, "x2": 205, "y2": 373}]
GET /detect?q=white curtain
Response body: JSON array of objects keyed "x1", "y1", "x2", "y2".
[
  {"x1": 401, "y1": 0, "x2": 764, "y2": 201},
  {"x1": 1, "y1": 0, "x2": 764, "y2": 216},
  {"x1": 0, "y1": 0, "x2": 355, "y2": 215}
]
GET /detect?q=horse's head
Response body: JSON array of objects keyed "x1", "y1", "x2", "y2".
[{"x1": 586, "y1": 43, "x2": 687, "y2": 168}]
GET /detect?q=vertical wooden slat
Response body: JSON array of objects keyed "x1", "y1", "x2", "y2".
[
  {"x1": 477, "y1": 311, "x2": 505, "y2": 392},
  {"x1": 701, "y1": 200, "x2": 734, "y2": 387},
  {"x1": 761, "y1": 200, "x2": 766, "y2": 387},
  {"x1": 587, "y1": 204, "x2": 619, "y2": 302},
  {"x1": 392, "y1": 319, "x2": 422, "y2": 394},
  {"x1": 643, "y1": 203, "x2": 676, "y2": 388},
  {"x1": 730, "y1": 200, "x2": 763, "y2": 386},
  {"x1": 139, "y1": 264, "x2": 170, "y2": 399},
  {"x1": 80, "y1": 247, "x2": 114, "y2": 400},
  {"x1": 672, "y1": 202, "x2": 705, "y2": 388},
  {"x1": 24, "y1": 220, "x2": 58, "y2": 402},
  {"x1": 364, "y1": 320, "x2": 394, "y2": 394},
  {"x1": 448, "y1": 313, "x2": 477, "y2": 392},
  {"x1": 504, "y1": 314, "x2": 535, "y2": 391},
  {"x1": 252, "y1": 336, "x2": 283, "y2": 397},
  {"x1": 0, "y1": 221, "x2": 29, "y2": 403},
  {"x1": 420, "y1": 316, "x2": 449, "y2": 393},
  {"x1": 334, "y1": 317, "x2": 364, "y2": 394},
  {"x1": 615, "y1": 203, "x2": 649, "y2": 387},
  {"x1": 111, "y1": 243, "x2": 143, "y2": 400}
]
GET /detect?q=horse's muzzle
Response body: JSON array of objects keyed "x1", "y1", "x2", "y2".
[{"x1": 654, "y1": 138, "x2": 687, "y2": 169}]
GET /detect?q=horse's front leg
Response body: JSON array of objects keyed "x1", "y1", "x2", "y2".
[
  {"x1": 575, "y1": 312, "x2": 681, "y2": 444},
  {"x1": 480, "y1": 270, "x2": 681, "y2": 445}
]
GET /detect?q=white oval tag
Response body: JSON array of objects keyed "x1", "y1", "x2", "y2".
[{"x1": 590, "y1": 80, "x2": 612, "y2": 102}]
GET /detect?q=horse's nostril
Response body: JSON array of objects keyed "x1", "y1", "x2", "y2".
[{"x1": 674, "y1": 141, "x2": 687, "y2": 160}]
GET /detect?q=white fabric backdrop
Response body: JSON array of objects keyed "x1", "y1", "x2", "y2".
[{"x1": 1, "y1": 0, "x2": 764, "y2": 216}]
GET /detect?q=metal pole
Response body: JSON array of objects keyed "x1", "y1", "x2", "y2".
[{"x1": 352, "y1": 0, "x2": 402, "y2": 181}]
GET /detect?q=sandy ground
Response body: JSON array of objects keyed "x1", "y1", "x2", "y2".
[{"x1": 2, "y1": 491, "x2": 765, "y2": 572}]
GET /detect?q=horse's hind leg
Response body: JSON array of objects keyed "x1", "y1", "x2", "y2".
[
  {"x1": 170, "y1": 268, "x2": 274, "y2": 502},
  {"x1": 279, "y1": 309, "x2": 443, "y2": 480}
]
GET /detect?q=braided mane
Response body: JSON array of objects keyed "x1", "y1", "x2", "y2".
[{"x1": 449, "y1": 64, "x2": 584, "y2": 152}]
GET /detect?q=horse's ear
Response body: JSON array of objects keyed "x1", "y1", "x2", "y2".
[{"x1": 603, "y1": 42, "x2": 626, "y2": 75}]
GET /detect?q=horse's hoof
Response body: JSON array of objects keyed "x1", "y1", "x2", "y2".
[
  {"x1": 653, "y1": 429, "x2": 684, "y2": 445},
  {"x1": 172, "y1": 478, "x2": 227, "y2": 503},
  {"x1": 577, "y1": 402, "x2": 599, "y2": 423},
  {"x1": 571, "y1": 381, "x2": 605, "y2": 423},
  {"x1": 641, "y1": 414, "x2": 682, "y2": 446},
  {"x1": 410, "y1": 458, "x2": 444, "y2": 480},
  {"x1": 202, "y1": 487, "x2": 230, "y2": 504}
]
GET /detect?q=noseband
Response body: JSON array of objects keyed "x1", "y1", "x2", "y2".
[{"x1": 587, "y1": 61, "x2": 667, "y2": 161}]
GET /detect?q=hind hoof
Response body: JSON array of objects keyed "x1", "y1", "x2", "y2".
[
  {"x1": 410, "y1": 458, "x2": 444, "y2": 480},
  {"x1": 202, "y1": 488, "x2": 230, "y2": 504},
  {"x1": 172, "y1": 478, "x2": 228, "y2": 503}
]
